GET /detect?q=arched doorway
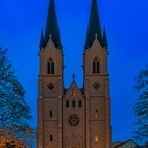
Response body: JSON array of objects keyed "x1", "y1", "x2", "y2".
[
  {"x1": 71, "y1": 146, "x2": 78, "y2": 148},
  {"x1": 65, "y1": 134, "x2": 83, "y2": 148},
  {"x1": 68, "y1": 135, "x2": 80, "y2": 148}
]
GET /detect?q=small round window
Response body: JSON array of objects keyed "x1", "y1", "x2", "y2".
[
  {"x1": 93, "y1": 83, "x2": 100, "y2": 90},
  {"x1": 48, "y1": 83, "x2": 54, "y2": 91},
  {"x1": 68, "y1": 114, "x2": 80, "y2": 127}
]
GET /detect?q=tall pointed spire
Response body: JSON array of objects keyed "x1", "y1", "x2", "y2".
[
  {"x1": 45, "y1": 0, "x2": 62, "y2": 49},
  {"x1": 84, "y1": 0, "x2": 103, "y2": 49}
]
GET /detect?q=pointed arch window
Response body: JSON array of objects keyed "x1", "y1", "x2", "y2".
[
  {"x1": 93, "y1": 57, "x2": 100, "y2": 74},
  {"x1": 72, "y1": 100, "x2": 76, "y2": 108},
  {"x1": 47, "y1": 58, "x2": 54, "y2": 74},
  {"x1": 95, "y1": 110, "x2": 99, "y2": 118},
  {"x1": 79, "y1": 100, "x2": 82, "y2": 108},
  {"x1": 49, "y1": 110, "x2": 53, "y2": 117},
  {"x1": 50, "y1": 135, "x2": 53, "y2": 141},
  {"x1": 95, "y1": 135, "x2": 100, "y2": 142}
]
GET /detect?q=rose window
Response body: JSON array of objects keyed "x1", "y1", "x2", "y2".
[{"x1": 68, "y1": 114, "x2": 80, "y2": 127}]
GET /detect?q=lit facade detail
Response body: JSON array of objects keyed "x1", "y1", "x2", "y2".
[{"x1": 95, "y1": 135, "x2": 100, "y2": 142}]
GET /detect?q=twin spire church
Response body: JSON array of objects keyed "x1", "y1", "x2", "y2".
[{"x1": 37, "y1": 0, "x2": 112, "y2": 147}]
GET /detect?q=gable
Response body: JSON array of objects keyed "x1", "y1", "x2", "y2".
[
  {"x1": 45, "y1": 38, "x2": 56, "y2": 54},
  {"x1": 91, "y1": 37, "x2": 102, "y2": 50},
  {"x1": 123, "y1": 141, "x2": 137, "y2": 148},
  {"x1": 64, "y1": 81, "x2": 84, "y2": 100},
  {"x1": 113, "y1": 140, "x2": 138, "y2": 148}
]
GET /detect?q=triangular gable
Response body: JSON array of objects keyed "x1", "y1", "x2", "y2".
[
  {"x1": 64, "y1": 80, "x2": 84, "y2": 99},
  {"x1": 45, "y1": 37, "x2": 55, "y2": 52},
  {"x1": 91, "y1": 37, "x2": 102, "y2": 50}
]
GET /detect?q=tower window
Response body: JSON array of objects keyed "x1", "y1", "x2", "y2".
[
  {"x1": 79, "y1": 100, "x2": 82, "y2": 108},
  {"x1": 66, "y1": 100, "x2": 69, "y2": 108},
  {"x1": 47, "y1": 58, "x2": 54, "y2": 74},
  {"x1": 95, "y1": 135, "x2": 100, "y2": 142},
  {"x1": 95, "y1": 110, "x2": 99, "y2": 118},
  {"x1": 93, "y1": 57, "x2": 100, "y2": 74},
  {"x1": 49, "y1": 110, "x2": 53, "y2": 117},
  {"x1": 50, "y1": 135, "x2": 53, "y2": 141},
  {"x1": 72, "y1": 100, "x2": 76, "y2": 108}
]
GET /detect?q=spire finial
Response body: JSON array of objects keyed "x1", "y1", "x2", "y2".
[
  {"x1": 103, "y1": 26, "x2": 108, "y2": 48},
  {"x1": 95, "y1": 33, "x2": 98, "y2": 39},
  {"x1": 72, "y1": 73, "x2": 75, "y2": 81},
  {"x1": 49, "y1": 34, "x2": 52, "y2": 40},
  {"x1": 39, "y1": 28, "x2": 45, "y2": 50}
]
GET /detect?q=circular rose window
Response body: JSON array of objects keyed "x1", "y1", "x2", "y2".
[{"x1": 68, "y1": 114, "x2": 80, "y2": 127}]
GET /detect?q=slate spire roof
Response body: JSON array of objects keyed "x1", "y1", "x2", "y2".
[
  {"x1": 40, "y1": 28, "x2": 45, "y2": 49},
  {"x1": 40, "y1": 0, "x2": 62, "y2": 50},
  {"x1": 84, "y1": 0, "x2": 107, "y2": 49},
  {"x1": 102, "y1": 26, "x2": 108, "y2": 48}
]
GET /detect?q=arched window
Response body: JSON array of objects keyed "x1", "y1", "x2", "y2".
[
  {"x1": 72, "y1": 100, "x2": 76, "y2": 108},
  {"x1": 93, "y1": 57, "x2": 100, "y2": 74},
  {"x1": 95, "y1": 110, "x2": 99, "y2": 118},
  {"x1": 50, "y1": 135, "x2": 53, "y2": 141},
  {"x1": 79, "y1": 100, "x2": 82, "y2": 108},
  {"x1": 47, "y1": 58, "x2": 54, "y2": 74},
  {"x1": 95, "y1": 135, "x2": 100, "y2": 142},
  {"x1": 49, "y1": 110, "x2": 53, "y2": 117}
]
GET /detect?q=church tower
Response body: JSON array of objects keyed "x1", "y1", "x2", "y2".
[
  {"x1": 37, "y1": 0, "x2": 112, "y2": 148},
  {"x1": 83, "y1": 0, "x2": 112, "y2": 147},
  {"x1": 37, "y1": 0, "x2": 64, "y2": 147}
]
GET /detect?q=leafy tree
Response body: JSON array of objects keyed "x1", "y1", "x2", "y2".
[
  {"x1": 0, "y1": 48, "x2": 34, "y2": 146},
  {"x1": 0, "y1": 131, "x2": 25, "y2": 148},
  {"x1": 134, "y1": 66, "x2": 148, "y2": 145}
]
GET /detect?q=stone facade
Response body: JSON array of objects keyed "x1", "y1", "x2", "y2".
[{"x1": 37, "y1": 0, "x2": 112, "y2": 148}]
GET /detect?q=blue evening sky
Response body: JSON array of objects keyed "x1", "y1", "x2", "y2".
[{"x1": 0, "y1": 0, "x2": 148, "y2": 142}]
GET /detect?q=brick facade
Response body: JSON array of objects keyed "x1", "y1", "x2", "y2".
[{"x1": 37, "y1": 0, "x2": 112, "y2": 148}]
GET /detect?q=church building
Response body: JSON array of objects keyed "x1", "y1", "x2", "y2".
[{"x1": 37, "y1": 0, "x2": 112, "y2": 148}]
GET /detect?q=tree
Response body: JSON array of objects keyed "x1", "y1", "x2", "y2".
[
  {"x1": 134, "y1": 66, "x2": 148, "y2": 145},
  {"x1": 0, "y1": 48, "x2": 34, "y2": 146},
  {"x1": 0, "y1": 131, "x2": 25, "y2": 148}
]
